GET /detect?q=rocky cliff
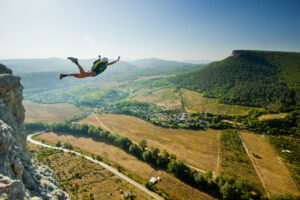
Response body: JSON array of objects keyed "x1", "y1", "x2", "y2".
[
  {"x1": 0, "y1": 64, "x2": 70, "y2": 200},
  {"x1": 231, "y1": 50, "x2": 248, "y2": 57}
]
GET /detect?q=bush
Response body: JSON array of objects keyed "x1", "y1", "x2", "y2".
[
  {"x1": 55, "y1": 140, "x2": 61, "y2": 147},
  {"x1": 145, "y1": 181, "x2": 155, "y2": 190},
  {"x1": 252, "y1": 152, "x2": 262, "y2": 159},
  {"x1": 63, "y1": 143, "x2": 73, "y2": 150},
  {"x1": 96, "y1": 155, "x2": 102, "y2": 161}
]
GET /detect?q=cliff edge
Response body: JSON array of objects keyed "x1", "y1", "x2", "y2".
[{"x1": 0, "y1": 64, "x2": 70, "y2": 200}]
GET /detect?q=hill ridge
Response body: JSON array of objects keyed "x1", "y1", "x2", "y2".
[{"x1": 171, "y1": 50, "x2": 300, "y2": 111}]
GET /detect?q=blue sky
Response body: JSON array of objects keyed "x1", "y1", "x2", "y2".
[{"x1": 0, "y1": 0, "x2": 299, "y2": 61}]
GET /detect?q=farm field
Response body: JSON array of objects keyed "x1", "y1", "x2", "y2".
[
  {"x1": 240, "y1": 131, "x2": 299, "y2": 195},
  {"x1": 27, "y1": 143, "x2": 154, "y2": 200},
  {"x1": 87, "y1": 80, "x2": 128, "y2": 88},
  {"x1": 130, "y1": 87, "x2": 182, "y2": 110},
  {"x1": 181, "y1": 88, "x2": 251, "y2": 115},
  {"x1": 35, "y1": 132, "x2": 217, "y2": 200},
  {"x1": 134, "y1": 75, "x2": 176, "y2": 81},
  {"x1": 78, "y1": 114, "x2": 220, "y2": 174},
  {"x1": 220, "y1": 129, "x2": 264, "y2": 193},
  {"x1": 258, "y1": 113, "x2": 287, "y2": 120},
  {"x1": 23, "y1": 100, "x2": 83, "y2": 123}
]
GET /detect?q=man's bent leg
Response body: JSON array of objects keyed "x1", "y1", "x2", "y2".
[
  {"x1": 62, "y1": 71, "x2": 96, "y2": 79},
  {"x1": 76, "y1": 63, "x2": 85, "y2": 74},
  {"x1": 67, "y1": 57, "x2": 85, "y2": 74},
  {"x1": 69, "y1": 73, "x2": 90, "y2": 78}
]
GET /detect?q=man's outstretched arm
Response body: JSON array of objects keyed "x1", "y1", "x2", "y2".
[{"x1": 107, "y1": 56, "x2": 120, "y2": 66}]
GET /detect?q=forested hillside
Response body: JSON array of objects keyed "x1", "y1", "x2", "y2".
[{"x1": 172, "y1": 50, "x2": 300, "y2": 111}]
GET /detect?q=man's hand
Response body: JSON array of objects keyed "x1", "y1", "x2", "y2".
[{"x1": 107, "y1": 56, "x2": 121, "y2": 66}]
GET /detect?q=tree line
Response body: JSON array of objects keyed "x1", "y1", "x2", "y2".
[{"x1": 237, "y1": 110, "x2": 300, "y2": 137}]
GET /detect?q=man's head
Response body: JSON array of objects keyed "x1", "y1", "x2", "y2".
[{"x1": 102, "y1": 57, "x2": 108, "y2": 63}]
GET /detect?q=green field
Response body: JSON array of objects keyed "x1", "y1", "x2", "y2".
[
  {"x1": 220, "y1": 129, "x2": 264, "y2": 193},
  {"x1": 130, "y1": 87, "x2": 182, "y2": 110},
  {"x1": 181, "y1": 88, "x2": 251, "y2": 115}
]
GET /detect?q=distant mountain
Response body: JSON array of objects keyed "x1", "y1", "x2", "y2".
[
  {"x1": 1, "y1": 57, "x2": 199, "y2": 78},
  {"x1": 2, "y1": 57, "x2": 204, "y2": 97},
  {"x1": 171, "y1": 50, "x2": 300, "y2": 111},
  {"x1": 130, "y1": 58, "x2": 195, "y2": 68},
  {"x1": 182, "y1": 59, "x2": 213, "y2": 64},
  {"x1": 17, "y1": 60, "x2": 140, "y2": 95},
  {"x1": 126, "y1": 58, "x2": 202, "y2": 77},
  {"x1": 0, "y1": 58, "x2": 138, "y2": 74},
  {"x1": 0, "y1": 58, "x2": 74, "y2": 73}
]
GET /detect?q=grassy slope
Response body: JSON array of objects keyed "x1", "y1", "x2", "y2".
[{"x1": 171, "y1": 50, "x2": 300, "y2": 111}]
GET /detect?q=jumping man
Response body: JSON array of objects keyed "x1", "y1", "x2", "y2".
[{"x1": 60, "y1": 55, "x2": 120, "y2": 79}]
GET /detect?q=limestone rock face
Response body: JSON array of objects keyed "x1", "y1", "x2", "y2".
[
  {"x1": 231, "y1": 50, "x2": 247, "y2": 57},
  {"x1": 0, "y1": 64, "x2": 70, "y2": 200}
]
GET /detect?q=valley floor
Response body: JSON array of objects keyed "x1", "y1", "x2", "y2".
[
  {"x1": 78, "y1": 113, "x2": 221, "y2": 174},
  {"x1": 35, "y1": 131, "x2": 217, "y2": 200}
]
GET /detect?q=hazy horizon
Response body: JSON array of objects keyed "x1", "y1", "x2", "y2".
[{"x1": 0, "y1": 56, "x2": 214, "y2": 63}]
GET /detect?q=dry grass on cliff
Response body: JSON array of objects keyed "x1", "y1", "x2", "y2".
[
  {"x1": 35, "y1": 132, "x2": 217, "y2": 200},
  {"x1": 23, "y1": 100, "x2": 83, "y2": 123},
  {"x1": 27, "y1": 143, "x2": 153, "y2": 200}
]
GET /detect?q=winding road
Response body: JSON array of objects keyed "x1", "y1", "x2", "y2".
[{"x1": 27, "y1": 131, "x2": 163, "y2": 200}]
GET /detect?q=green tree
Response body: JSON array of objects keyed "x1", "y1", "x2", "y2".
[
  {"x1": 138, "y1": 139, "x2": 147, "y2": 152},
  {"x1": 117, "y1": 136, "x2": 132, "y2": 150},
  {"x1": 220, "y1": 183, "x2": 235, "y2": 200},
  {"x1": 129, "y1": 144, "x2": 141, "y2": 156},
  {"x1": 63, "y1": 143, "x2": 73, "y2": 150},
  {"x1": 142, "y1": 151, "x2": 152, "y2": 162},
  {"x1": 96, "y1": 155, "x2": 102, "y2": 161},
  {"x1": 55, "y1": 140, "x2": 61, "y2": 147}
]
